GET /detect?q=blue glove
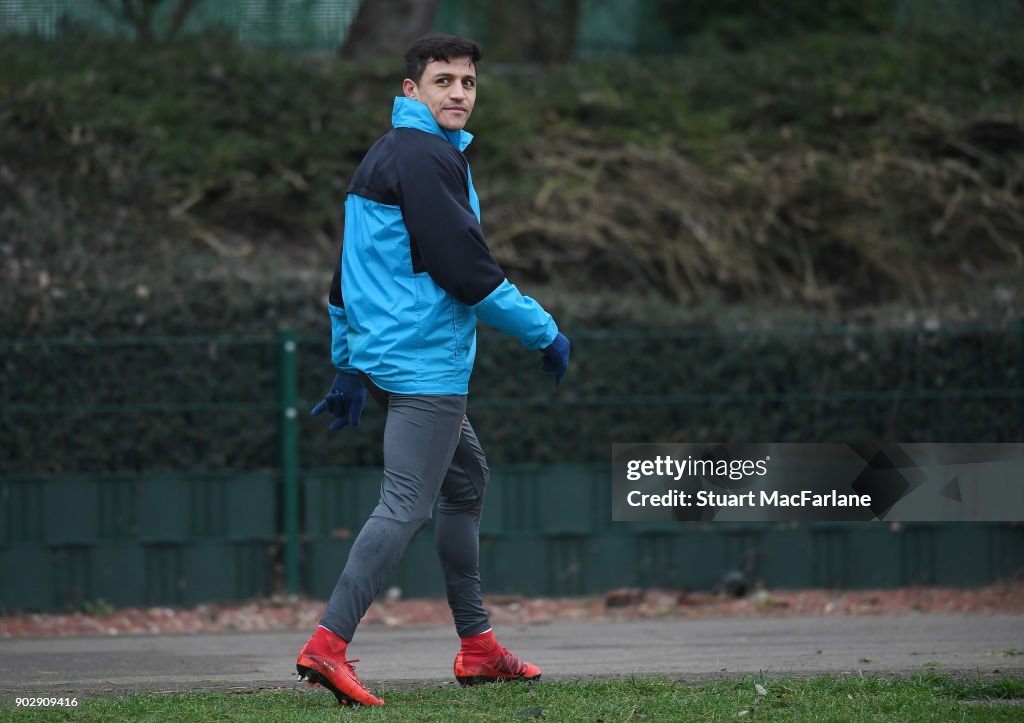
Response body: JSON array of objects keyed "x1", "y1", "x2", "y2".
[
  {"x1": 540, "y1": 333, "x2": 570, "y2": 386},
  {"x1": 310, "y1": 372, "x2": 366, "y2": 430}
]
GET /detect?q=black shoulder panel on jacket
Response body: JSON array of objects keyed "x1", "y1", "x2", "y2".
[
  {"x1": 347, "y1": 134, "x2": 400, "y2": 206},
  {"x1": 391, "y1": 128, "x2": 504, "y2": 306}
]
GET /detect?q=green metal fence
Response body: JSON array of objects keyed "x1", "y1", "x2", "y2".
[
  {"x1": 0, "y1": 0, "x2": 360, "y2": 50},
  {"x1": 1, "y1": 0, "x2": 1019, "y2": 55},
  {"x1": 1, "y1": 324, "x2": 1023, "y2": 611}
]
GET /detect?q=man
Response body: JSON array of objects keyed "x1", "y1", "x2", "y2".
[{"x1": 295, "y1": 34, "x2": 571, "y2": 707}]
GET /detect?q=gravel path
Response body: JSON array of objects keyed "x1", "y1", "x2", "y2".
[
  {"x1": 2, "y1": 584, "x2": 1022, "y2": 638},
  {"x1": 1, "y1": 614, "x2": 1022, "y2": 698}
]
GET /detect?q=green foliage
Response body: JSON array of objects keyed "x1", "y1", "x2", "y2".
[
  {"x1": 0, "y1": 26, "x2": 1022, "y2": 342},
  {"x1": 657, "y1": 0, "x2": 896, "y2": 50},
  {"x1": 0, "y1": 31, "x2": 394, "y2": 232},
  {"x1": 3, "y1": 324, "x2": 1019, "y2": 473},
  {"x1": 81, "y1": 597, "x2": 113, "y2": 614}
]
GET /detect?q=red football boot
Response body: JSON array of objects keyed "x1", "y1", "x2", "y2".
[
  {"x1": 454, "y1": 629, "x2": 542, "y2": 685},
  {"x1": 296, "y1": 626, "x2": 384, "y2": 706}
]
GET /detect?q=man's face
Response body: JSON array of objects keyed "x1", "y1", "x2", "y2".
[{"x1": 402, "y1": 56, "x2": 477, "y2": 131}]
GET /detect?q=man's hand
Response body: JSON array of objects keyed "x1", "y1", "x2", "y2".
[
  {"x1": 540, "y1": 333, "x2": 570, "y2": 386},
  {"x1": 310, "y1": 372, "x2": 366, "y2": 430}
]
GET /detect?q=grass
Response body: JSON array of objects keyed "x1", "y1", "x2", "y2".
[{"x1": 5, "y1": 675, "x2": 1024, "y2": 722}]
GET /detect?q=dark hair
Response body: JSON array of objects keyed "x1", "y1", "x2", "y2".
[{"x1": 404, "y1": 33, "x2": 482, "y2": 84}]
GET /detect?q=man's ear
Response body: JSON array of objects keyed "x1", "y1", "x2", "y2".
[{"x1": 402, "y1": 78, "x2": 418, "y2": 99}]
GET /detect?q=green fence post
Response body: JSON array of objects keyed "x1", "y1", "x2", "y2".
[
  {"x1": 278, "y1": 330, "x2": 300, "y2": 596},
  {"x1": 1020, "y1": 318, "x2": 1024, "y2": 441}
]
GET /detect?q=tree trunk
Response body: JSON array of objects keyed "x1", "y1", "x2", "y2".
[
  {"x1": 339, "y1": 0, "x2": 442, "y2": 60},
  {"x1": 550, "y1": 0, "x2": 581, "y2": 62},
  {"x1": 487, "y1": 0, "x2": 581, "y2": 64},
  {"x1": 165, "y1": 0, "x2": 199, "y2": 41},
  {"x1": 487, "y1": 1, "x2": 534, "y2": 62}
]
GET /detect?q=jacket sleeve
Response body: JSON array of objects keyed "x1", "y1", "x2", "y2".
[
  {"x1": 396, "y1": 143, "x2": 557, "y2": 350},
  {"x1": 327, "y1": 259, "x2": 359, "y2": 374},
  {"x1": 473, "y1": 279, "x2": 558, "y2": 350}
]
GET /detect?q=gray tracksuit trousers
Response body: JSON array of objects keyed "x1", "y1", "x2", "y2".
[{"x1": 319, "y1": 393, "x2": 491, "y2": 641}]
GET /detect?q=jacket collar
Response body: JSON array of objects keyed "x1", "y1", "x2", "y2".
[{"x1": 392, "y1": 96, "x2": 474, "y2": 152}]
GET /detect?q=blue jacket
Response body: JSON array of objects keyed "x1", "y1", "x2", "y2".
[{"x1": 327, "y1": 97, "x2": 558, "y2": 395}]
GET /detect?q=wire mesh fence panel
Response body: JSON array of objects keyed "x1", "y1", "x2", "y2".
[
  {"x1": 1, "y1": 1, "x2": 1019, "y2": 55},
  {"x1": 467, "y1": 324, "x2": 1024, "y2": 464},
  {"x1": 0, "y1": 0, "x2": 360, "y2": 50},
  {"x1": 1, "y1": 336, "x2": 280, "y2": 474},
  {"x1": 1, "y1": 324, "x2": 1021, "y2": 474},
  {"x1": 1, "y1": 324, "x2": 1021, "y2": 608}
]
